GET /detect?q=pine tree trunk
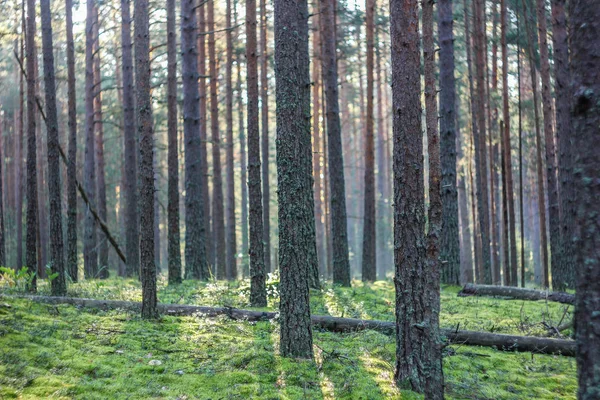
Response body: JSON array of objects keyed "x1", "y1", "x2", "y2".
[
  {"x1": 167, "y1": 0, "x2": 181, "y2": 284},
  {"x1": 225, "y1": 0, "x2": 237, "y2": 280},
  {"x1": 236, "y1": 28, "x2": 249, "y2": 277},
  {"x1": 550, "y1": 0, "x2": 573, "y2": 291},
  {"x1": 423, "y1": 0, "x2": 444, "y2": 396},
  {"x1": 516, "y1": 0, "x2": 525, "y2": 287},
  {"x1": 321, "y1": 0, "x2": 351, "y2": 286},
  {"x1": 16, "y1": 22, "x2": 24, "y2": 272},
  {"x1": 93, "y1": 4, "x2": 108, "y2": 279},
  {"x1": 0, "y1": 118, "x2": 5, "y2": 267},
  {"x1": 501, "y1": 121, "x2": 511, "y2": 285},
  {"x1": 260, "y1": 0, "x2": 271, "y2": 275},
  {"x1": 438, "y1": 0, "x2": 460, "y2": 285},
  {"x1": 197, "y1": 2, "x2": 212, "y2": 271},
  {"x1": 361, "y1": 0, "x2": 376, "y2": 282},
  {"x1": 25, "y1": 0, "x2": 38, "y2": 291},
  {"x1": 523, "y1": 0, "x2": 549, "y2": 287},
  {"x1": 40, "y1": 0, "x2": 66, "y2": 295},
  {"x1": 65, "y1": 0, "x2": 78, "y2": 282},
  {"x1": 208, "y1": 0, "x2": 226, "y2": 279},
  {"x1": 457, "y1": 110, "x2": 474, "y2": 284},
  {"x1": 375, "y1": 24, "x2": 387, "y2": 280},
  {"x1": 274, "y1": 0, "x2": 315, "y2": 359},
  {"x1": 35, "y1": 54, "x2": 47, "y2": 279},
  {"x1": 121, "y1": 0, "x2": 139, "y2": 277},
  {"x1": 183, "y1": 0, "x2": 209, "y2": 280},
  {"x1": 247, "y1": 0, "x2": 267, "y2": 306},
  {"x1": 501, "y1": 0, "x2": 518, "y2": 286},
  {"x1": 570, "y1": 1, "x2": 600, "y2": 396},
  {"x1": 135, "y1": 0, "x2": 157, "y2": 319},
  {"x1": 312, "y1": 6, "x2": 325, "y2": 277},
  {"x1": 391, "y1": 0, "x2": 437, "y2": 391},
  {"x1": 473, "y1": 0, "x2": 492, "y2": 284},
  {"x1": 535, "y1": 0, "x2": 560, "y2": 291}
]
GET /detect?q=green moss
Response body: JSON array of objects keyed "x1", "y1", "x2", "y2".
[{"x1": 0, "y1": 278, "x2": 576, "y2": 399}]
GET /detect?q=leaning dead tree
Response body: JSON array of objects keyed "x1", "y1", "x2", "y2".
[
  {"x1": 8, "y1": 294, "x2": 577, "y2": 357},
  {"x1": 458, "y1": 283, "x2": 575, "y2": 305}
]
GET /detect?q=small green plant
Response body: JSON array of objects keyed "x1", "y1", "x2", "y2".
[{"x1": 0, "y1": 267, "x2": 36, "y2": 291}]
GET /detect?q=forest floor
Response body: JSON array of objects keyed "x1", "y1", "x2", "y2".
[{"x1": 0, "y1": 276, "x2": 576, "y2": 399}]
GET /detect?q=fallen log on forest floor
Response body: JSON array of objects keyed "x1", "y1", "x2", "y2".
[
  {"x1": 458, "y1": 283, "x2": 575, "y2": 305},
  {"x1": 2, "y1": 294, "x2": 576, "y2": 357}
]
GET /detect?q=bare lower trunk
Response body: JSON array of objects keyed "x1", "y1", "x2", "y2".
[
  {"x1": 260, "y1": 0, "x2": 271, "y2": 275},
  {"x1": 274, "y1": 0, "x2": 315, "y2": 359},
  {"x1": 135, "y1": 0, "x2": 157, "y2": 319},
  {"x1": 247, "y1": 0, "x2": 266, "y2": 306}
]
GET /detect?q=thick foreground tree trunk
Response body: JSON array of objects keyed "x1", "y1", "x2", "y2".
[
  {"x1": 135, "y1": 0, "x2": 157, "y2": 319},
  {"x1": 458, "y1": 283, "x2": 575, "y2": 304},
  {"x1": 274, "y1": 0, "x2": 316, "y2": 359},
  {"x1": 9, "y1": 294, "x2": 577, "y2": 356},
  {"x1": 569, "y1": 0, "x2": 600, "y2": 396}
]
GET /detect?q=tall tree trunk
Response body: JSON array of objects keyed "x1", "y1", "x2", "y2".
[
  {"x1": 523, "y1": 0, "x2": 549, "y2": 287},
  {"x1": 391, "y1": 0, "x2": 437, "y2": 391},
  {"x1": 260, "y1": 0, "x2": 271, "y2": 274},
  {"x1": 35, "y1": 54, "x2": 47, "y2": 279},
  {"x1": 375, "y1": 24, "x2": 387, "y2": 280},
  {"x1": 236, "y1": 4, "x2": 249, "y2": 277},
  {"x1": 274, "y1": 0, "x2": 315, "y2": 359},
  {"x1": 517, "y1": 0, "x2": 525, "y2": 287},
  {"x1": 167, "y1": 0, "x2": 181, "y2": 284},
  {"x1": 208, "y1": 0, "x2": 226, "y2": 279},
  {"x1": 438, "y1": 0, "x2": 460, "y2": 285},
  {"x1": 362, "y1": 0, "x2": 376, "y2": 281},
  {"x1": 457, "y1": 110, "x2": 474, "y2": 284},
  {"x1": 500, "y1": 121, "x2": 510, "y2": 285},
  {"x1": 135, "y1": 0, "x2": 157, "y2": 319},
  {"x1": 93, "y1": 4, "x2": 108, "y2": 278},
  {"x1": 535, "y1": 0, "x2": 560, "y2": 290},
  {"x1": 83, "y1": 0, "x2": 98, "y2": 279},
  {"x1": 183, "y1": 0, "x2": 209, "y2": 280},
  {"x1": 197, "y1": 1, "x2": 212, "y2": 271},
  {"x1": 16, "y1": 16, "x2": 24, "y2": 272},
  {"x1": 321, "y1": 0, "x2": 351, "y2": 286},
  {"x1": 247, "y1": 0, "x2": 267, "y2": 306},
  {"x1": 570, "y1": 1, "x2": 600, "y2": 396},
  {"x1": 65, "y1": 0, "x2": 78, "y2": 281},
  {"x1": 423, "y1": 0, "x2": 444, "y2": 396},
  {"x1": 473, "y1": 0, "x2": 492, "y2": 284},
  {"x1": 121, "y1": 0, "x2": 139, "y2": 277},
  {"x1": 550, "y1": 0, "x2": 573, "y2": 291},
  {"x1": 25, "y1": 0, "x2": 38, "y2": 291},
  {"x1": 225, "y1": 0, "x2": 237, "y2": 280},
  {"x1": 501, "y1": 0, "x2": 518, "y2": 286},
  {"x1": 312, "y1": 5, "x2": 325, "y2": 277},
  {"x1": 40, "y1": 0, "x2": 66, "y2": 294}
]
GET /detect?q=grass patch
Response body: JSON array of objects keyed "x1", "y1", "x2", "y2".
[{"x1": 0, "y1": 278, "x2": 576, "y2": 399}]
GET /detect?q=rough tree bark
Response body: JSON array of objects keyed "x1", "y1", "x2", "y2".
[
  {"x1": 121, "y1": 0, "x2": 139, "y2": 277},
  {"x1": 569, "y1": 0, "x2": 600, "y2": 397},
  {"x1": 135, "y1": 0, "x2": 157, "y2": 319},
  {"x1": 197, "y1": 1, "x2": 212, "y2": 271},
  {"x1": 423, "y1": 0, "x2": 444, "y2": 396},
  {"x1": 0, "y1": 118, "x2": 4, "y2": 267},
  {"x1": 93, "y1": 3, "x2": 108, "y2": 279},
  {"x1": 225, "y1": 0, "x2": 237, "y2": 280},
  {"x1": 260, "y1": 0, "x2": 271, "y2": 274},
  {"x1": 569, "y1": 0, "x2": 600, "y2": 400},
  {"x1": 550, "y1": 0, "x2": 573, "y2": 291},
  {"x1": 274, "y1": 0, "x2": 315, "y2": 359},
  {"x1": 83, "y1": 0, "x2": 98, "y2": 279},
  {"x1": 208, "y1": 0, "x2": 226, "y2": 279},
  {"x1": 40, "y1": 0, "x2": 66, "y2": 295},
  {"x1": 183, "y1": 0, "x2": 209, "y2": 280},
  {"x1": 535, "y1": 0, "x2": 560, "y2": 291},
  {"x1": 473, "y1": 0, "x2": 492, "y2": 284},
  {"x1": 362, "y1": 0, "x2": 376, "y2": 282},
  {"x1": 391, "y1": 0, "x2": 439, "y2": 392},
  {"x1": 25, "y1": 0, "x2": 38, "y2": 291},
  {"x1": 65, "y1": 0, "x2": 78, "y2": 282},
  {"x1": 16, "y1": 19, "x2": 24, "y2": 272},
  {"x1": 501, "y1": 0, "x2": 518, "y2": 286},
  {"x1": 320, "y1": 0, "x2": 351, "y2": 286},
  {"x1": 438, "y1": 0, "x2": 460, "y2": 285},
  {"x1": 167, "y1": 0, "x2": 181, "y2": 284},
  {"x1": 247, "y1": 0, "x2": 267, "y2": 306}
]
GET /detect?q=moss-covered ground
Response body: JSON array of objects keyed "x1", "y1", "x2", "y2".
[{"x1": 0, "y1": 277, "x2": 576, "y2": 399}]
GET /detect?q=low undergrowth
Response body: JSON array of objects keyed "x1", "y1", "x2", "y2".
[{"x1": 0, "y1": 277, "x2": 576, "y2": 399}]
